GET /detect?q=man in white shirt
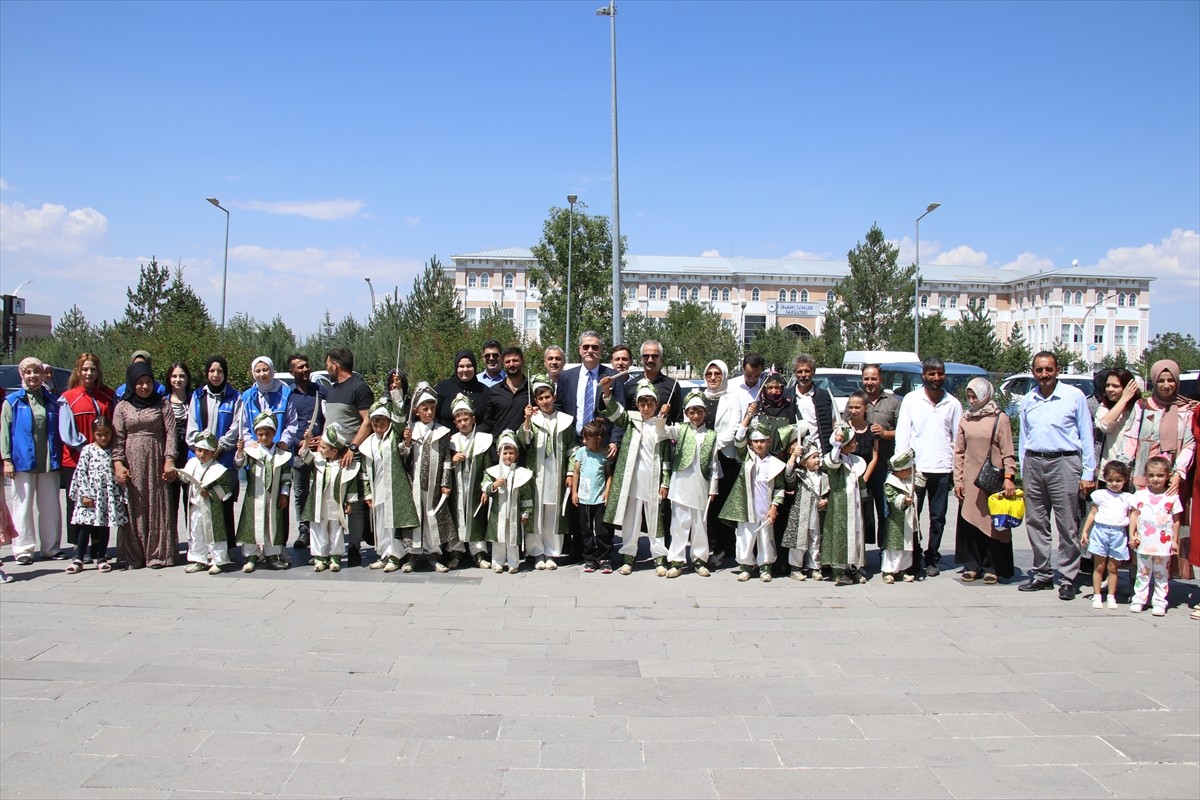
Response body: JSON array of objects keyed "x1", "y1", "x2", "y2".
[
  {"x1": 895, "y1": 357, "x2": 963, "y2": 577},
  {"x1": 728, "y1": 352, "x2": 765, "y2": 406}
]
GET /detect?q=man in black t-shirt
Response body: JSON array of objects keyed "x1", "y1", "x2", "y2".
[{"x1": 323, "y1": 347, "x2": 374, "y2": 565}]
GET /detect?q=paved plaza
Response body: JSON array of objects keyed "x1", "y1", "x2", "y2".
[{"x1": 1, "y1": 497, "x2": 1198, "y2": 799}]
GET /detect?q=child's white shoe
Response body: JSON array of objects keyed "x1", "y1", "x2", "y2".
[
  {"x1": 535, "y1": 559, "x2": 546, "y2": 570},
  {"x1": 208, "y1": 564, "x2": 222, "y2": 575},
  {"x1": 1106, "y1": 597, "x2": 1118, "y2": 610},
  {"x1": 694, "y1": 562, "x2": 710, "y2": 577},
  {"x1": 882, "y1": 573, "x2": 895, "y2": 585},
  {"x1": 545, "y1": 560, "x2": 557, "y2": 571},
  {"x1": 493, "y1": 563, "x2": 504, "y2": 574},
  {"x1": 1129, "y1": 604, "x2": 1145, "y2": 613},
  {"x1": 1151, "y1": 607, "x2": 1166, "y2": 617},
  {"x1": 185, "y1": 562, "x2": 207, "y2": 574},
  {"x1": 1091, "y1": 596, "x2": 1104, "y2": 609}
]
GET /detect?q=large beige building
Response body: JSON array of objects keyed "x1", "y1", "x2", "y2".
[{"x1": 448, "y1": 249, "x2": 1152, "y2": 364}]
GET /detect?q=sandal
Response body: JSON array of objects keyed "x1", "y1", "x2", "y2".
[
  {"x1": 1191, "y1": 605, "x2": 1200, "y2": 621},
  {"x1": 960, "y1": 571, "x2": 978, "y2": 583},
  {"x1": 65, "y1": 562, "x2": 84, "y2": 574},
  {"x1": 982, "y1": 573, "x2": 998, "y2": 584},
  {"x1": 96, "y1": 561, "x2": 112, "y2": 572}
]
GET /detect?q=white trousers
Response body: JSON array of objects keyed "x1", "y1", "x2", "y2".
[
  {"x1": 526, "y1": 505, "x2": 564, "y2": 558},
  {"x1": 1132, "y1": 554, "x2": 1169, "y2": 610},
  {"x1": 618, "y1": 497, "x2": 667, "y2": 558},
  {"x1": 668, "y1": 504, "x2": 710, "y2": 564},
  {"x1": 244, "y1": 543, "x2": 281, "y2": 559},
  {"x1": 788, "y1": 528, "x2": 821, "y2": 569},
  {"x1": 495, "y1": 543, "x2": 520, "y2": 569},
  {"x1": 11, "y1": 472, "x2": 62, "y2": 558},
  {"x1": 309, "y1": 520, "x2": 346, "y2": 558},
  {"x1": 187, "y1": 509, "x2": 230, "y2": 566},
  {"x1": 881, "y1": 548, "x2": 913, "y2": 574},
  {"x1": 736, "y1": 520, "x2": 776, "y2": 567}
]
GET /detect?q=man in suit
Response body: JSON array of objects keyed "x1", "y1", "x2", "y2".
[{"x1": 555, "y1": 330, "x2": 627, "y2": 457}]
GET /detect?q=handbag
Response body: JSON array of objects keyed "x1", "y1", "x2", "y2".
[{"x1": 973, "y1": 413, "x2": 1006, "y2": 495}]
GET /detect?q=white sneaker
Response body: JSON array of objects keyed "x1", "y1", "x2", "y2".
[
  {"x1": 545, "y1": 560, "x2": 557, "y2": 570},
  {"x1": 1129, "y1": 604, "x2": 1145, "y2": 613},
  {"x1": 694, "y1": 563, "x2": 711, "y2": 577},
  {"x1": 1106, "y1": 597, "x2": 1118, "y2": 610},
  {"x1": 1092, "y1": 596, "x2": 1104, "y2": 609},
  {"x1": 1151, "y1": 607, "x2": 1167, "y2": 617},
  {"x1": 493, "y1": 563, "x2": 504, "y2": 574},
  {"x1": 535, "y1": 560, "x2": 547, "y2": 570}
]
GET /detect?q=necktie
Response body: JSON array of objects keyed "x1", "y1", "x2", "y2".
[{"x1": 583, "y1": 371, "x2": 595, "y2": 424}]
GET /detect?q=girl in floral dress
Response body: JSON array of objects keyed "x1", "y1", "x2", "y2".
[{"x1": 1128, "y1": 457, "x2": 1183, "y2": 616}]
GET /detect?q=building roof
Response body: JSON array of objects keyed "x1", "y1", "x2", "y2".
[{"x1": 451, "y1": 247, "x2": 536, "y2": 261}]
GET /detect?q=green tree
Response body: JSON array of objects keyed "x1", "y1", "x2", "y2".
[
  {"x1": 949, "y1": 304, "x2": 1001, "y2": 370},
  {"x1": 750, "y1": 326, "x2": 802, "y2": 373},
  {"x1": 998, "y1": 324, "x2": 1033, "y2": 375},
  {"x1": 619, "y1": 311, "x2": 662, "y2": 359},
  {"x1": 122, "y1": 256, "x2": 172, "y2": 334},
  {"x1": 472, "y1": 305, "x2": 522, "y2": 358},
  {"x1": 1049, "y1": 338, "x2": 1076, "y2": 372},
  {"x1": 659, "y1": 301, "x2": 738, "y2": 375},
  {"x1": 889, "y1": 311, "x2": 953, "y2": 363},
  {"x1": 1136, "y1": 332, "x2": 1200, "y2": 377},
  {"x1": 825, "y1": 223, "x2": 916, "y2": 351},
  {"x1": 1098, "y1": 349, "x2": 1130, "y2": 370},
  {"x1": 819, "y1": 312, "x2": 844, "y2": 368},
  {"x1": 528, "y1": 201, "x2": 627, "y2": 348},
  {"x1": 396, "y1": 256, "x2": 469, "y2": 385}
]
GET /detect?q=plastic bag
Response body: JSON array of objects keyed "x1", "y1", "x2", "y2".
[{"x1": 988, "y1": 489, "x2": 1025, "y2": 530}]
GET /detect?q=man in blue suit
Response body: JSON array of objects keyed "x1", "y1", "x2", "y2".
[{"x1": 555, "y1": 330, "x2": 626, "y2": 457}]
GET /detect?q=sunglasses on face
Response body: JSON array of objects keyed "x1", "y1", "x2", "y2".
[
  {"x1": 483, "y1": 353, "x2": 500, "y2": 360},
  {"x1": 641, "y1": 353, "x2": 660, "y2": 360},
  {"x1": 580, "y1": 344, "x2": 600, "y2": 351}
]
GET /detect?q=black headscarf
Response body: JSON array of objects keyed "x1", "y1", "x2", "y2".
[
  {"x1": 124, "y1": 362, "x2": 159, "y2": 409},
  {"x1": 757, "y1": 372, "x2": 792, "y2": 416},
  {"x1": 204, "y1": 355, "x2": 229, "y2": 394},
  {"x1": 434, "y1": 351, "x2": 486, "y2": 429}
]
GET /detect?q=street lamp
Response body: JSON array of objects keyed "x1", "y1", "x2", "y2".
[
  {"x1": 7, "y1": 280, "x2": 33, "y2": 298},
  {"x1": 365, "y1": 277, "x2": 376, "y2": 314},
  {"x1": 914, "y1": 202, "x2": 940, "y2": 355},
  {"x1": 596, "y1": 1, "x2": 622, "y2": 345},
  {"x1": 565, "y1": 194, "x2": 578, "y2": 350},
  {"x1": 206, "y1": 198, "x2": 230, "y2": 328},
  {"x1": 1081, "y1": 293, "x2": 1106, "y2": 367}
]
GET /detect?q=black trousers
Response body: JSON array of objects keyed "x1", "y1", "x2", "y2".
[
  {"x1": 913, "y1": 471, "x2": 951, "y2": 571},
  {"x1": 74, "y1": 524, "x2": 111, "y2": 562},
  {"x1": 579, "y1": 503, "x2": 613, "y2": 565}
]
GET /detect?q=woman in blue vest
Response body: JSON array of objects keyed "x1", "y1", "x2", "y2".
[
  {"x1": 239, "y1": 357, "x2": 294, "y2": 448},
  {"x1": 186, "y1": 356, "x2": 242, "y2": 548}
]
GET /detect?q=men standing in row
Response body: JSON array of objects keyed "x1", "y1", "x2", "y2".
[
  {"x1": 895, "y1": 357, "x2": 961, "y2": 577},
  {"x1": 478, "y1": 339, "x2": 505, "y2": 388},
  {"x1": 728, "y1": 352, "x2": 765, "y2": 406},
  {"x1": 787, "y1": 354, "x2": 835, "y2": 454},
  {"x1": 861, "y1": 364, "x2": 901, "y2": 547},
  {"x1": 286, "y1": 354, "x2": 325, "y2": 551},
  {"x1": 556, "y1": 331, "x2": 626, "y2": 456},
  {"x1": 1018, "y1": 351, "x2": 1095, "y2": 600},
  {"x1": 632, "y1": 340, "x2": 682, "y2": 423},
  {"x1": 479, "y1": 347, "x2": 531, "y2": 439}
]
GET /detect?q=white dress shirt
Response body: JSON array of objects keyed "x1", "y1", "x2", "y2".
[{"x1": 895, "y1": 388, "x2": 963, "y2": 474}]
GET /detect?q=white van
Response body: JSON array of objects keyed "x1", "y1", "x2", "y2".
[{"x1": 841, "y1": 351, "x2": 919, "y2": 370}]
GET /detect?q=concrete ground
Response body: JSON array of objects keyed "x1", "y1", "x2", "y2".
[{"x1": 1, "y1": 491, "x2": 1198, "y2": 799}]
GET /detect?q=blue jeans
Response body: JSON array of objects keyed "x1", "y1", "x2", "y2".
[{"x1": 914, "y1": 471, "x2": 951, "y2": 570}]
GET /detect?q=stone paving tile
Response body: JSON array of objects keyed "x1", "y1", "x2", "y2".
[
  {"x1": 79, "y1": 726, "x2": 211, "y2": 758},
  {"x1": 775, "y1": 736, "x2": 992, "y2": 770},
  {"x1": 499, "y1": 768, "x2": 584, "y2": 800},
  {"x1": 354, "y1": 712, "x2": 502, "y2": 740},
  {"x1": 1100, "y1": 734, "x2": 1200, "y2": 764},
  {"x1": 582, "y1": 768, "x2": 718, "y2": 799},
  {"x1": 642, "y1": 739, "x2": 782, "y2": 769},
  {"x1": 539, "y1": 741, "x2": 645, "y2": 769},
  {"x1": 1081, "y1": 762, "x2": 1200, "y2": 798},
  {"x1": 288, "y1": 764, "x2": 505, "y2": 799},
  {"x1": 1105, "y1": 709, "x2": 1200, "y2": 737},
  {"x1": 931, "y1": 713, "x2": 1035, "y2": 738},
  {"x1": 709, "y1": 766, "x2": 953, "y2": 799},
  {"x1": 1011, "y1": 710, "x2": 1136, "y2": 736},
  {"x1": 473, "y1": 693, "x2": 595, "y2": 717},
  {"x1": 412, "y1": 738, "x2": 541, "y2": 769},
  {"x1": 0, "y1": 751, "x2": 114, "y2": 791},
  {"x1": 930, "y1": 764, "x2": 1112, "y2": 799},
  {"x1": 625, "y1": 715, "x2": 752, "y2": 741},
  {"x1": 1045, "y1": 689, "x2": 1166, "y2": 713},
  {"x1": 82, "y1": 754, "x2": 294, "y2": 795},
  {"x1": 972, "y1": 734, "x2": 1130, "y2": 766},
  {"x1": 741, "y1": 714, "x2": 864, "y2": 741},
  {"x1": 850, "y1": 714, "x2": 955, "y2": 739},
  {"x1": 288, "y1": 734, "x2": 423, "y2": 766},
  {"x1": 497, "y1": 716, "x2": 630, "y2": 743},
  {"x1": 190, "y1": 730, "x2": 304, "y2": 760}
]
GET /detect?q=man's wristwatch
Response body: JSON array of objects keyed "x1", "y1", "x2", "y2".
[{"x1": 348, "y1": 444, "x2": 359, "y2": 454}]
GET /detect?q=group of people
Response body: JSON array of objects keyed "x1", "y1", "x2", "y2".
[{"x1": 1, "y1": 340, "x2": 1197, "y2": 618}]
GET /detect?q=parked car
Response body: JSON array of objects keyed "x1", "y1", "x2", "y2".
[
  {"x1": 879, "y1": 361, "x2": 988, "y2": 398},
  {"x1": 1000, "y1": 372, "x2": 1094, "y2": 398},
  {"x1": 841, "y1": 350, "x2": 918, "y2": 370},
  {"x1": 1179, "y1": 370, "x2": 1199, "y2": 402},
  {"x1": 1, "y1": 364, "x2": 72, "y2": 394},
  {"x1": 813, "y1": 367, "x2": 864, "y2": 414}
]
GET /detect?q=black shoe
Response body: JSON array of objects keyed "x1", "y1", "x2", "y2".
[
  {"x1": 925, "y1": 564, "x2": 940, "y2": 578},
  {"x1": 1018, "y1": 578, "x2": 1054, "y2": 592},
  {"x1": 294, "y1": 530, "x2": 310, "y2": 550},
  {"x1": 346, "y1": 548, "x2": 362, "y2": 567},
  {"x1": 1058, "y1": 583, "x2": 1076, "y2": 601}
]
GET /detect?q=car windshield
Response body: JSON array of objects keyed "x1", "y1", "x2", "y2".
[
  {"x1": 813, "y1": 375, "x2": 862, "y2": 396},
  {"x1": 943, "y1": 373, "x2": 987, "y2": 395}
]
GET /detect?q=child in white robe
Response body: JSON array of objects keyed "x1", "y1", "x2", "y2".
[
  {"x1": 662, "y1": 389, "x2": 721, "y2": 578},
  {"x1": 179, "y1": 431, "x2": 233, "y2": 574},
  {"x1": 880, "y1": 448, "x2": 917, "y2": 583},
  {"x1": 298, "y1": 426, "x2": 366, "y2": 573},
  {"x1": 521, "y1": 374, "x2": 574, "y2": 569},
  {"x1": 234, "y1": 411, "x2": 292, "y2": 573},
  {"x1": 482, "y1": 431, "x2": 533, "y2": 573}
]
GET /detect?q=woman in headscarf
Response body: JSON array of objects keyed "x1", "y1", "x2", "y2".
[
  {"x1": 1124, "y1": 360, "x2": 1195, "y2": 494},
  {"x1": 187, "y1": 356, "x2": 242, "y2": 548},
  {"x1": 60, "y1": 352, "x2": 116, "y2": 549},
  {"x1": 435, "y1": 350, "x2": 485, "y2": 429},
  {"x1": 240, "y1": 356, "x2": 294, "y2": 448},
  {"x1": 112, "y1": 361, "x2": 178, "y2": 568},
  {"x1": 952, "y1": 377, "x2": 1017, "y2": 583},
  {"x1": 702, "y1": 359, "x2": 746, "y2": 569},
  {"x1": 1094, "y1": 368, "x2": 1139, "y2": 482}
]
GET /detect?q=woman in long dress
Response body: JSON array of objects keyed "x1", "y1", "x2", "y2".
[{"x1": 113, "y1": 362, "x2": 178, "y2": 568}]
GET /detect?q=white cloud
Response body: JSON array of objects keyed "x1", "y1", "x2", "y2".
[
  {"x1": 403, "y1": 216, "x2": 421, "y2": 227},
  {"x1": 931, "y1": 245, "x2": 990, "y2": 267},
  {"x1": 1093, "y1": 228, "x2": 1199, "y2": 302},
  {"x1": 892, "y1": 236, "x2": 938, "y2": 265},
  {"x1": 998, "y1": 252, "x2": 1056, "y2": 272},
  {"x1": 0, "y1": 201, "x2": 107, "y2": 254},
  {"x1": 700, "y1": 249, "x2": 721, "y2": 257},
  {"x1": 231, "y1": 198, "x2": 365, "y2": 221},
  {"x1": 783, "y1": 248, "x2": 825, "y2": 260},
  {"x1": 0, "y1": 178, "x2": 10, "y2": 192}
]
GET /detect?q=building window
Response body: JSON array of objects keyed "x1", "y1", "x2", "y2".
[
  {"x1": 648, "y1": 286, "x2": 657, "y2": 301},
  {"x1": 1127, "y1": 292, "x2": 1137, "y2": 306},
  {"x1": 1117, "y1": 292, "x2": 1126, "y2": 307},
  {"x1": 1096, "y1": 290, "x2": 1105, "y2": 305},
  {"x1": 939, "y1": 296, "x2": 947, "y2": 309},
  {"x1": 679, "y1": 286, "x2": 687, "y2": 300},
  {"x1": 1093, "y1": 325, "x2": 1104, "y2": 345},
  {"x1": 1061, "y1": 323, "x2": 1071, "y2": 342},
  {"x1": 919, "y1": 294, "x2": 929, "y2": 309},
  {"x1": 465, "y1": 307, "x2": 479, "y2": 323},
  {"x1": 743, "y1": 314, "x2": 767, "y2": 349},
  {"x1": 523, "y1": 308, "x2": 538, "y2": 334},
  {"x1": 1127, "y1": 325, "x2": 1138, "y2": 346},
  {"x1": 479, "y1": 272, "x2": 490, "y2": 288},
  {"x1": 778, "y1": 289, "x2": 787, "y2": 302},
  {"x1": 826, "y1": 291, "x2": 834, "y2": 303},
  {"x1": 1072, "y1": 290, "x2": 1082, "y2": 305},
  {"x1": 800, "y1": 289, "x2": 809, "y2": 303},
  {"x1": 1115, "y1": 325, "x2": 1126, "y2": 347},
  {"x1": 710, "y1": 287, "x2": 719, "y2": 302},
  {"x1": 786, "y1": 289, "x2": 795, "y2": 302},
  {"x1": 751, "y1": 287, "x2": 760, "y2": 302},
  {"x1": 721, "y1": 288, "x2": 730, "y2": 302},
  {"x1": 690, "y1": 287, "x2": 699, "y2": 302},
  {"x1": 502, "y1": 308, "x2": 513, "y2": 322},
  {"x1": 1044, "y1": 291, "x2": 1050, "y2": 305},
  {"x1": 660, "y1": 285, "x2": 668, "y2": 298},
  {"x1": 1073, "y1": 324, "x2": 1084, "y2": 344},
  {"x1": 503, "y1": 272, "x2": 514, "y2": 289},
  {"x1": 949, "y1": 296, "x2": 958, "y2": 309},
  {"x1": 467, "y1": 273, "x2": 477, "y2": 289}
]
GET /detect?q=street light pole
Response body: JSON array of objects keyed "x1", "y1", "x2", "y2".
[
  {"x1": 914, "y1": 202, "x2": 940, "y2": 356},
  {"x1": 206, "y1": 198, "x2": 230, "y2": 328},
  {"x1": 596, "y1": 1, "x2": 622, "y2": 345},
  {"x1": 1081, "y1": 294, "x2": 1106, "y2": 368},
  {"x1": 565, "y1": 194, "x2": 578, "y2": 350},
  {"x1": 365, "y1": 277, "x2": 376, "y2": 314}
]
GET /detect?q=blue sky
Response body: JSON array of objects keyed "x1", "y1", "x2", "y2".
[{"x1": 2, "y1": 0, "x2": 1197, "y2": 340}]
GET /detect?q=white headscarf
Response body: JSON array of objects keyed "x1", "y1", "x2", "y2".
[
  {"x1": 251, "y1": 356, "x2": 282, "y2": 394},
  {"x1": 703, "y1": 359, "x2": 728, "y2": 400},
  {"x1": 964, "y1": 376, "x2": 998, "y2": 420}
]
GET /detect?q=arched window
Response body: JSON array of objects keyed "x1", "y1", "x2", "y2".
[
  {"x1": 648, "y1": 286, "x2": 657, "y2": 300},
  {"x1": 751, "y1": 287, "x2": 760, "y2": 302},
  {"x1": 778, "y1": 289, "x2": 787, "y2": 302},
  {"x1": 920, "y1": 294, "x2": 929, "y2": 309},
  {"x1": 1074, "y1": 290, "x2": 1083, "y2": 305},
  {"x1": 1117, "y1": 292, "x2": 1126, "y2": 307},
  {"x1": 467, "y1": 273, "x2": 477, "y2": 289},
  {"x1": 679, "y1": 286, "x2": 687, "y2": 300},
  {"x1": 660, "y1": 285, "x2": 668, "y2": 298},
  {"x1": 785, "y1": 289, "x2": 794, "y2": 302},
  {"x1": 949, "y1": 296, "x2": 958, "y2": 309},
  {"x1": 503, "y1": 272, "x2": 514, "y2": 289},
  {"x1": 1127, "y1": 291, "x2": 1137, "y2": 306},
  {"x1": 479, "y1": 272, "x2": 490, "y2": 288},
  {"x1": 709, "y1": 287, "x2": 719, "y2": 302},
  {"x1": 800, "y1": 289, "x2": 809, "y2": 303},
  {"x1": 826, "y1": 291, "x2": 835, "y2": 303},
  {"x1": 690, "y1": 287, "x2": 699, "y2": 301},
  {"x1": 721, "y1": 288, "x2": 730, "y2": 302},
  {"x1": 1095, "y1": 291, "x2": 1105, "y2": 305},
  {"x1": 939, "y1": 296, "x2": 948, "y2": 309}
]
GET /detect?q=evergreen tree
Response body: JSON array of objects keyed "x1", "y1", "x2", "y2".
[
  {"x1": 122, "y1": 256, "x2": 171, "y2": 334},
  {"x1": 660, "y1": 301, "x2": 739, "y2": 375},
  {"x1": 820, "y1": 312, "x2": 845, "y2": 368},
  {"x1": 949, "y1": 304, "x2": 1001, "y2": 370},
  {"x1": 890, "y1": 311, "x2": 954, "y2": 362},
  {"x1": 750, "y1": 326, "x2": 802, "y2": 373},
  {"x1": 1098, "y1": 349, "x2": 1130, "y2": 370},
  {"x1": 619, "y1": 311, "x2": 662, "y2": 358},
  {"x1": 999, "y1": 324, "x2": 1033, "y2": 375},
  {"x1": 826, "y1": 223, "x2": 916, "y2": 351},
  {"x1": 397, "y1": 256, "x2": 469, "y2": 385},
  {"x1": 1049, "y1": 339, "x2": 1076, "y2": 372}
]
